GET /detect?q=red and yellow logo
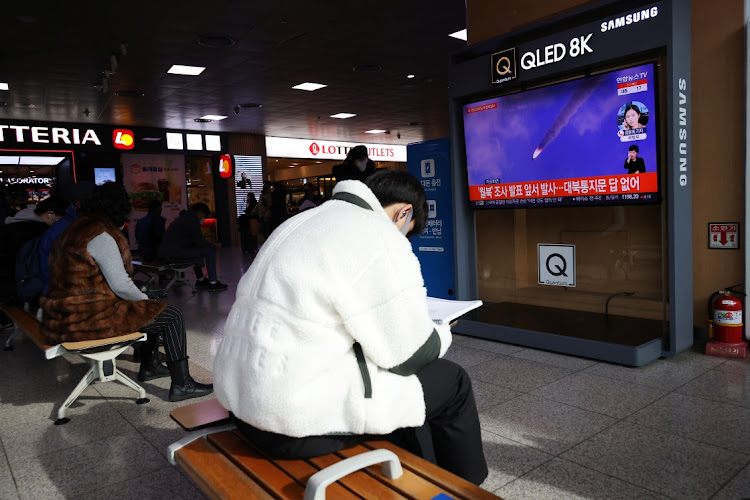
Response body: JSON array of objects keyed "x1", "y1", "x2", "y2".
[
  {"x1": 219, "y1": 154, "x2": 232, "y2": 178},
  {"x1": 113, "y1": 129, "x2": 135, "y2": 150}
]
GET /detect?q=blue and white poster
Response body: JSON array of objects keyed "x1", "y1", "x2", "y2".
[{"x1": 407, "y1": 138, "x2": 456, "y2": 299}]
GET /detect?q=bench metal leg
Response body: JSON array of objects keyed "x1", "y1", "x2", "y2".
[
  {"x1": 56, "y1": 362, "x2": 98, "y2": 424},
  {"x1": 115, "y1": 368, "x2": 148, "y2": 401},
  {"x1": 4, "y1": 327, "x2": 21, "y2": 351}
]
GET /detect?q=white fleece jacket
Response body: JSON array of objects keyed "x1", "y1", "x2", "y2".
[{"x1": 213, "y1": 180, "x2": 452, "y2": 437}]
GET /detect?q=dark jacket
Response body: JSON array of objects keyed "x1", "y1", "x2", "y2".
[
  {"x1": 40, "y1": 205, "x2": 77, "y2": 294},
  {"x1": 0, "y1": 220, "x2": 47, "y2": 301},
  {"x1": 332, "y1": 162, "x2": 376, "y2": 182},
  {"x1": 624, "y1": 157, "x2": 646, "y2": 174},
  {"x1": 158, "y1": 209, "x2": 212, "y2": 260},
  {"x1": 135, "y1": 212, "x2": 166, "y2": 262},
  {"x1": 40, "y1": 215, "x2": 165, "y2": 343}
]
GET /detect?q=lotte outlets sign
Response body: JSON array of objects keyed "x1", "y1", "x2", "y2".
[{"x1": 265, "y1": 136, "x2": 407, "y2": 162}]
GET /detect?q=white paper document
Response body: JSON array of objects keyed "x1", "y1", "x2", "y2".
[{"x1": 426, "y1": 297, "x2": 483, "y2": 325}]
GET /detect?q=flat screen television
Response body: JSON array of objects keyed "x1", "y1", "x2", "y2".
[
  {"x1": 94, "y1": 167, "x2": 116, "y2": 185},
  {"x1": 462, "y1": 62, "x2": 659, "y2": 208}
]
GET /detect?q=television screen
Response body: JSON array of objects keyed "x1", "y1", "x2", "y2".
[
  {"x1": 94, "y1": 167, "x2": 116, "y2": 185},
  {"x1": 463, "y1": 62, "x2": 659, "y2": 208}
]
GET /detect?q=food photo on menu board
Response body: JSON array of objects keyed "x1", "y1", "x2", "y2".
[{"x1": 462, "y1": 62, "x2": 659, "y2": 208}]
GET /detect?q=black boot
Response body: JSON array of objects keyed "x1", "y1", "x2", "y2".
[
  {"x1": 167, "y1": 358, "x2": 213, "y2": 402},
  {"x1": 138, "y1": 340, "x2": 170, "y2": 382}
]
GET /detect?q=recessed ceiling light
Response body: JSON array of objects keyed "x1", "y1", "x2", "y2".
[
  {"x1": 407, "y1": 74, "x2": 415, "y2": 79},
  {"x1": 0, "y1": 83, "x2": 8, "y2": 91},
  {"x1": 449, "y1": 29, "x2": 467, "y2": 41},
  {"x1": 167, "y1": 65, "x2": 206, "y2": 76},
  {"x1": 200, "y1": 115, "x2": 227, "y2": 121},
  {"x1": 239, "y1": 102, "x2": 262, "y2": 108},
  {"x1": 197, "y1": 35, "x2": 236, "y2": 48},
  {"x1": 115, "y1": 90, "x2": 145, "y2": 98},
  {"x1": 194, "y1": 118, "x2": 212, "y2": 123},
  {"x1": 353, "y1": 64, "x2": 382, "y2": 72},
  {"x1": 293, "y1": 82, "x2": 327, "y2": 91},
  {"x1": 330, "y1": 113, "x2": 356, "y2": 119},
  {"x1": 365, "y1": 129, "x2": 387, "y2": 134}
]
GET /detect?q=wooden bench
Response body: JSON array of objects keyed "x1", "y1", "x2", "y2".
[
  {"x1": 169, "y1": 399, "x2": 501, "y2": 500},
  {"x1": 132, "y1": 260, "x2": 197, "y2": 294},
  {"x1": 1, "y1": 304, "x2": 151, "y2": 424}
]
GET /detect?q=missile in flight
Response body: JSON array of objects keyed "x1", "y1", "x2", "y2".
[{"x1": 532, "y1": 78, "x2": 600, "y2": 160}]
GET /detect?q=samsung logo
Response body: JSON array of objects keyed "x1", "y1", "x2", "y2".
[{"x1": 600, "y1": 6, "x2": 659, "y2": 33}]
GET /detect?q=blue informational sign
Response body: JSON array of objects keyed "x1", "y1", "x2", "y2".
[{"x1": 407, "y1": 138, "x2": 456, "y2": 299}]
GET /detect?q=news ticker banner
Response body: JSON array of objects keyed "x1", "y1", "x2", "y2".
[
  {"x1": 469, "y1": 172, "x2": 658, "y2": 208},
  {"x1": 407, "y1": 138, "x2": 456, "y2": 300}
]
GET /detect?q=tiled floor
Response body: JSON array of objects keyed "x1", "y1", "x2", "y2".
[{"x1": 2, "y1": 247, "x2": 750, "y2": 499}]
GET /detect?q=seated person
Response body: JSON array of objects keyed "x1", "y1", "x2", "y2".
[
  {"x1": 624, "y1": 144, "x2": 646, "y2": 174},
  {"x1": 213, "y1": 169, "x2": 488, "y2": 485},
  {"x1": 0, "y1": 197, "x2": 66, "y2": 326},
  {"x1": 135, "y1": 199, "x2": 166, "y2": 262},
  {"x1": 39, "y1": 181, "x2": 95, "y2": 295},
  {"x1": 158, "y1": 202, "x2": 227, "y2": 291},
  {"x1": 40, "y1": 182, "x2": 213, "y2": 402}
]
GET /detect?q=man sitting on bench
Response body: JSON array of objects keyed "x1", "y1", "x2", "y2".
[
  {"x1": 158, "y1": 202, "x2": 227, "y2": 292},
  {"x1": 212, "y1": 170, "x2": 488, "y2": 485},
  {"x1": 40, "y1": 182, "x2": 213, "y2": 402}
]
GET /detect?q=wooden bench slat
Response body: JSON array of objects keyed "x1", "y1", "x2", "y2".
[
  {"x1": 171, "y1": 398, "x2": 230, "y2": 430},
  {"x1": 308, "y1": 451, "x2": 409, "y2": 500},
  {"x1": 1, "y1": 305, "x2": 51, "y2": 350},
  {"x1": 175, "y1": 437, "x2": 273, "y2": 500},
  {"x1": 212, "y1": 430, "x2": 361, "y2": 500},
  {"x1": 338, "y1": 444, "x2": 447, "y2": 499},
  {"x1": 60, "y1": 332, "x2": 144, "y2": 351},
  {"x1": 364, "y1": 440, "x2": 500, "y2": 500},
  {"x1": 206, "y1": 431, "x2": 308, "y2": 499}
]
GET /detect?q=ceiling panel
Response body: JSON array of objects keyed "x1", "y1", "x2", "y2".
[{"x1": 0, "y1": 0, "x2": 467, "y2": 143}]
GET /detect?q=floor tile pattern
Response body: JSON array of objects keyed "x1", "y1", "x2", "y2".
[{"x1": 1, "y1": 248, "x2": 749, "y2": 499}]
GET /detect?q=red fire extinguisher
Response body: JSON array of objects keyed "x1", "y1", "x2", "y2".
[{"x1": 711, "y1": 290, "x2": 744, "y2": 344}]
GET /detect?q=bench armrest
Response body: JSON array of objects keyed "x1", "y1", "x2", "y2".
[
  {"x1": 303, "y1": 449, "x2": 403, "y2": 500},
  {"x1": 168, "y1": 424, "x2": 238, "y2": 466}
]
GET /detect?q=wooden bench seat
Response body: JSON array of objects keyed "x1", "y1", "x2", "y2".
[
  {"x1": 1, "y1": 304, "x2": 150, "y2": 424},
  {"x1": 169, "y1": 399, "x2": 502, "y2": 500}
]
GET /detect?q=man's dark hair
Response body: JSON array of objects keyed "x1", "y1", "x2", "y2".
[
  {"x1": 365, "y1": 169, "x2": 427, "y2": 238},
  {"x1": 79, "y1": 181, "x2": 132, "y2": 227},
  {"x1": 344, "y1": 145, "x2": 368, "y2": 165},
  {"x1": 628, "y1": 144, "x2": 639, "y2": 153},
  {"x1": 35, "y1": 196, "x2": 68, "y2": 217},
  {"x1": 147, "y1": 199, "x2": 162, "y2": 214},
  {"x1": 191, "y1": 202, "x2": 210, "y2": 216}
]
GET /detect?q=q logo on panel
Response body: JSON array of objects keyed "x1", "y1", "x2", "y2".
[{"x1": 490, "y1": 48, "x2": 517, "y2": 84}]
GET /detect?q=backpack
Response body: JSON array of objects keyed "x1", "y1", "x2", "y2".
[{"x1": 15, "y1": 235, "x2": 44, "y2": 302}]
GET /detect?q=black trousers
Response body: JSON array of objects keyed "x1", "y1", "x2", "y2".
[
  {"x1": 232, "y1": 358, "x2": 488, "y2": 485},
  {"x1": 139, "y1": 304, "x2": 188, "y2": 361}
]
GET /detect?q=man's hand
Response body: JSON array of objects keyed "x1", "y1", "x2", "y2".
[{"x1": 449, "y1": 320, "x2": 459, "y2": 328}]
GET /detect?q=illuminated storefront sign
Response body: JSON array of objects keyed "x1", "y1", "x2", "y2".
[
  {"x1": 0, "y1": 125, "x2": 101, "y2": 145},
  {"x1": 265, "y1": 136, "x2": 407, "y2": 162}
]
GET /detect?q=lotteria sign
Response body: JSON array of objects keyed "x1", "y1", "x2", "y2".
[
  {"x1": 0, "y1": 120, "x2": 227, "y2": 154},
  {"x1": 266, "y1": 136, "x2": 407, "y2": 162},
  {"x1": 0, "y1": 124, "x2": 102, "y2": 146}
]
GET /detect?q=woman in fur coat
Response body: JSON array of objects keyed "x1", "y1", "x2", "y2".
[{"x1": 40, "y1": 182, "x2": 212, "y2": 402}]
